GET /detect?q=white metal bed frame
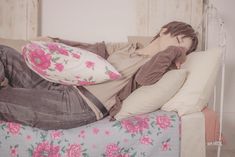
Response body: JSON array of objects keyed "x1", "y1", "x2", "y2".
[{"x1": 203, "y1": 1, "x2": 227, "y2": 157}]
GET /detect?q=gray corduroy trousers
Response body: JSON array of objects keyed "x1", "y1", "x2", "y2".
[{"x1": 0, "y1": 45, "x2": 96, "y2": 130}]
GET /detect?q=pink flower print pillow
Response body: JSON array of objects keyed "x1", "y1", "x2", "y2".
[{"x1": 22, "y1": 41, "x2": 121, "y2": 86}]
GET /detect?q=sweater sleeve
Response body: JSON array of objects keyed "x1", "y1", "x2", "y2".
[{"x1": 135, "y1": 46, "x2": 185, "y2": 86}]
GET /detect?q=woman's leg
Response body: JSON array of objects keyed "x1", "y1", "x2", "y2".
[
  {"x1": 0, "y1": 45, "x2": 53, "y2": 89},
  {"x1": 0, "y1": 86, "x2": 97, "y2": 130},
  {"x1": 0, "y1": 45, "x2": 97, "y2": 129}
]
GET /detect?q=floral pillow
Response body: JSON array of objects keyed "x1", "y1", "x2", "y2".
[{"x1": 22, "y1": 41, "x2": 121, "y2": 86}]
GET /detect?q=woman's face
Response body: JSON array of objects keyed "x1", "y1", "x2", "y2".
[
  {"x1": 158, "y1": 30, "x2": 193, "y2": 68},
  {"x1": 159, "y1": 32, "x2": 192, "y2": 52}
]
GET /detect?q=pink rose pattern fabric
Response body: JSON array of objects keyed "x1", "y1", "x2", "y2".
[
  {"x1": 0, "y1": 111, "x2": 179, "y2": 157},
  {"x1": 22, "y1": 42, "x2": 121, "y2": 86}
]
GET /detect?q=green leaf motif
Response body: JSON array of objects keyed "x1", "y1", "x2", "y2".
[
  {"x1": 166, "y1": 138, "x2": 171, "y2": 142},
  {"x1": 52, "y1": 57, "x2": 60, "y2": 62},
  {"x1": 131, "y1": 152, "x2": 137, "y2": 157},
  {"x1": 82, "y1": 153, "x2": 89, "y2": 157},
  {"x1": 27, "y1": 148, "x2": 33, "y2": 156},
  {"x1": 61, "y1": 146, "x2": 65, "y2": 153}
]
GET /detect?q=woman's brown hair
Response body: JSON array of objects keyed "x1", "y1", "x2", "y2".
[{"x1": 152, "y1": 21, "x2": 198, "y2": 55}]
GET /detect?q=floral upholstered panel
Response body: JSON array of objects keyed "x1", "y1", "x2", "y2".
[{"x1": 0, "y1": 110, "x2": 179, "y2": 157}]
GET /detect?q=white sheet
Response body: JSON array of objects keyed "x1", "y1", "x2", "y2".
[{"x1": 181, "y1": 112, "x2": 206, "y2": 157}]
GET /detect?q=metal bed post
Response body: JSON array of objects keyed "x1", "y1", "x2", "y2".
[{"x1": 204, "y1": 2, "x2": 227, "y2": 157}]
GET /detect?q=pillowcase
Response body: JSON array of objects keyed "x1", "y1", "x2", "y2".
[
  {"x1": 22, "y1": 41, "x2": 121, "y2": 86},
  {"x1": 114, "y1": 69, "x2": 188, "y2": 120},
  {"x1": 161, "y1": 48, "x2": 222, "y2": 116}
]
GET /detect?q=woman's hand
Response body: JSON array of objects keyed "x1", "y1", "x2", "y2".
[{"x1": 173, "y1": 47, "x2": 187, "y2": 69}]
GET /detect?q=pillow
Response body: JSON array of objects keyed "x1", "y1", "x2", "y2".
[
  {"x1": 22, "y1": 41, "x2": 121, "y2": 86},
  {"x1": 161, "y1": 48, "x2": 222, "y2": 116},
  {"x1": 114, "y1": 69, "x2": 188, "y2": 120}
]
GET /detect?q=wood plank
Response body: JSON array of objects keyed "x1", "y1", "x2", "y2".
[
  {"x1": 191, "y1": 0, "x2": 204, "y2": 50},
  {"x1": 0, "y1": 0, "x2": 38, "y2": 39},
  {"x1": 136, "y1": 0, "x2": 149, "y2": 35},
  {"x1": 0, "y1": 0, "x2": 27, "y2": 39},
  {"x1": 26, "y1": 0, "x2": 39, "y2": 39}
]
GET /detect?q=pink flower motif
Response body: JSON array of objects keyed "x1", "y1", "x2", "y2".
[
  {"x1": 117, "y1": 154, "x2": 130, "y2": 157},
  {"x1": 78, "y1": 81, "x2": 95, "y2": 86},
  {"x1": 105, "y1": 143, "x2": 120, "y2": 157},
  {"x1": 105, "y1": 130, "x2": 110, "y2": 136},
  {"x1": 92, "y1": 128, "x2": 99, "y2": 134},
  {"x1": 156, "y1": 115, "x2": 171, "y2": 130},
  {"x1": 67, "y1": 144, "x2": 82, "y2": 157},
  {"x1": 57, "y1": 48, "x2": 69, "y2": 56},
  {"x1": 92, "y1": 144, "x2": 97, "y2": 149},
  {"x1": 162, "y1": 141, "x2": 170, "y2": 151},
  {"x1": 29, "y1": 43, "x2": 41, "y2": 50},
  {"x1": 55, "y1": 63, "x2": 64, "y2": 72},
  {"x1": 50, "y1": 130, "x2": 62, "y2": 140},
  {"x1": 47, "y1": 43, "x2": 59, "y2": 51},
  {"x1": 72, "y1": 53, "x2": 80, "y2": 59},
  {"x1": 85, "y1": 61, "x2": 95, "y2": 69},
  {"x1": 139, "y1": 135, "x2": 153, "y2": 145},
  {"x1": 29, "y1": 49, "x2": 51, "y2": 70},
  {"x1": 31, "y1": 65, "x2": 48, "y2": 77},
  {"x1": 123, "y1": 138, "x2": 129, "y2": 143},
  {"x1": 32, "y1": 141, "x2": 60, "y2": 157},
  {"x1": 10, "y1": 147, "x2": 18, "y2": 157},
  {"x1": 121, "y1": 116, "x2": 149, "y2": 134},
  {"x1": 26, "y1": 135, "x2": 32, "y2": 141},
  {"x1": 107, "y1": 71, "x2": 121, "y2": 80},
  {"x1": 78, "y1": 130, "x2": 85, "y2": 138},
  {"x1": 7, "y1": 122, "x2": 21, "y2": 135}
]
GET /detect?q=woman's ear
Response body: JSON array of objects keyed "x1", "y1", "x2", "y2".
[{"x1": 159, "y1": 28, "x2": 168, "y2": 36}]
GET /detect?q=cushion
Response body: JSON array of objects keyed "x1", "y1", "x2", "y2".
[
  {"x1": 22, "y1": 41, "x2": 121, "y2": 86},
  {"x1": 161, "y1": 48, "x2": 222, "y2": 116},
  {"x1": 114, "y1": 69, "x2": 188, "y2": 120}
]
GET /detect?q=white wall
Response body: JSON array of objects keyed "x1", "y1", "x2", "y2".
[
  {"x1": 40, "y1": 0, "x2": 137, "y2": 42},
  {"x1": 40, "y1": 0, "x2": 203, "y2": 46},
  {"x1": 207, "y1": 0, "x2": 235, "y2": 151}
]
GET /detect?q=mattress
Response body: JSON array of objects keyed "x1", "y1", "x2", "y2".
[
  {"x1": 181, "y1": 112, "x2": 206, "y2": 157},
  {"x1": 0, "y1": 110, "x2": 180, "y2": 157}
]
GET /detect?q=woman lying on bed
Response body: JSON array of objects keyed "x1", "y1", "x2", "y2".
[{"x1": 0, "y1": 21, "x2": 198, "y2": 130}]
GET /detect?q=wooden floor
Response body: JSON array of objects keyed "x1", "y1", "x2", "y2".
[{"x1": 206, "y1": 149, "x2": 235, "y2": 157}]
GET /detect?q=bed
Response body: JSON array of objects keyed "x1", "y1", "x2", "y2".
[
  {"x1": 0, "y1": 35, "x2": 221, "y2": 157},
  {"x1": 0, "y1": 0, "x2": 226, "y2": 157}
]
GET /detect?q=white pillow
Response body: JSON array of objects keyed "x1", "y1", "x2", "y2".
[
  {"x1": 161, "y1": 48, "x2": 222, "y2": 116},
  {"x1": 115, "y1": 69, "x2": 188, "y2": 120},
  {"x1": 22, "y1": 41, "x2": 121, "y2": 86}
]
